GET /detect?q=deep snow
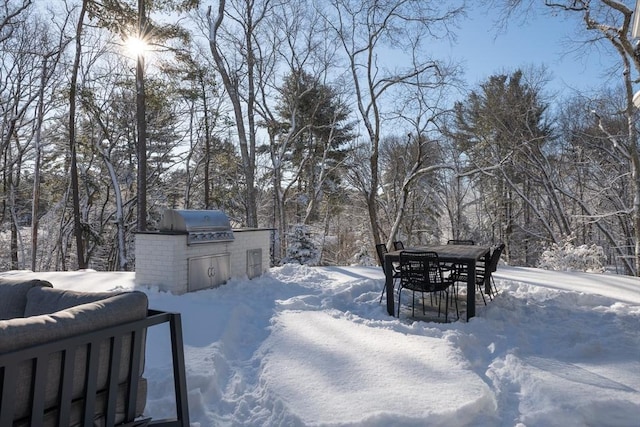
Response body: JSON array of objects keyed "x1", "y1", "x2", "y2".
[{"x1": 2, "y1": 264, "x2": 639, "y2": 427}]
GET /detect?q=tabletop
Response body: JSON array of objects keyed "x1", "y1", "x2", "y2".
[{"x1": 386, "y1": 244, "x2": 490, "y2": 262}]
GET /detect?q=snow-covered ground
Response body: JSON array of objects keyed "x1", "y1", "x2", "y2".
[{"x1": 2, "y1": 265, "x2": 639, "y2": 427}]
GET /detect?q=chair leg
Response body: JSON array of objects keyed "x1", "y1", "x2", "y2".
[
  {"x1": 380, "y1": 278, "x2": 400, "y2": 304},
  {"x1": 449, "y1": 286, "x2": 459, "y2": 320},
  {"x1": 478, "y1": 283, "x2": 487, "y2": 305},
  {"x1": 485, "y1": 276, "x2": 493, "y2": 301},
  {"x1": 412, "y1": 292, "x2": 416, "y2": 316},
  {"x1": 486, "y1": 285, "x2": 493, "y2": 301},
  {"x1": 446, "y1": 286, "x2": 458, "y2": 320},
  {"x1": 444, "y1": 290, "x2": 449, "y2": 322}
]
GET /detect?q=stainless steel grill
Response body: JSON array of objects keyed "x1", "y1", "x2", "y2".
[{"x1": 158, "y1": 209, "x2": 234, "y2": 245}]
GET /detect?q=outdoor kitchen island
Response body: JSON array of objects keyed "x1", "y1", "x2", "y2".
[{"x1": 135, "y1": 209, "x2": 272, "y2": 294}]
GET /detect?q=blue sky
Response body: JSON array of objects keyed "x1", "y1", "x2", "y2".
[{"x1": 439, "y1": 4, "x2": 621, "y2": 97}]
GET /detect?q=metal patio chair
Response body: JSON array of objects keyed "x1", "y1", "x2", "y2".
[
  {"x1": 487, "y1": 243, "x2": 505, "y2": 296},
  {"x1": 452, "y1": 242, "x2": 504, "y2": 304},
  {"x1": 446, "y1": 239, "x2": 476, "y2": 294},
  {"x1": 397, "y1": 251, "x2": 458, "y2": 321}
]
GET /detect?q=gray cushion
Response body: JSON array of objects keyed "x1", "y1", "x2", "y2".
[
  {"x1": 0, "y1": 278, "x2": 53, "y2": 319},
  {"x1": 1, "y1": 290, "x2": 149, "y2": 354},
  {"x1": 24, "y1": 286, "x2": 129, "y2": 317}
]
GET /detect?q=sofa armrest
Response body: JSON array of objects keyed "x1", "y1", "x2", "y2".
[
  {"x1": 0, "y1": 310, "x2": 190, "y2": 427},
  {"x1": 0, "y1": 278, "x2": 53, "y2": 319}
]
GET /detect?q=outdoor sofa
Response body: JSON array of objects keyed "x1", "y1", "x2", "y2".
[{"x1": 0, "y1": 277, "x2": 189, "y2": 427}]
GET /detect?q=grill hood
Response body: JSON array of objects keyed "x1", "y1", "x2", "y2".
[{"x1": 158, "y1": 209, "x2": 234, "y2": 244}]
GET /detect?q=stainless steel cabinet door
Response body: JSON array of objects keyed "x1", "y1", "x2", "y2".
[{"x1": 189, "y1": 253, "x2": 230, "y2": 291}]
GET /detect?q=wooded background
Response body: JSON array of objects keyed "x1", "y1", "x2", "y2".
[{"x1": 2, "y1": 0, "x2": 640, "y2": 276}]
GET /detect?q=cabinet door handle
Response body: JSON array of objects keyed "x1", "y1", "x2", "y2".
[{"x1": 208, "y1": 266, "x2": 216, "y2": 278}]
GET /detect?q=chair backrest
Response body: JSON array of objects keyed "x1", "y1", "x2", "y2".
[
  {"x1": 489, "y1": 243, "x2": 505, "y2": 272},
  {"x1": 399, "y1": 251, "x2": 448, "y2": 292},
  {"x1": 447, "y1": 239, "x2": 475, "y2": 245},
  {"x1": 375, "y1": 243, "x2": 388, "y2": 270},
  {"x1": 393, "y1": 241, "x2": 404, "y2": 250}
]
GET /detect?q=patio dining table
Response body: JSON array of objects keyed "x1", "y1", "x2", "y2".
[{"x1": 384, "y1": 244, "x2": 491, "y2": 321}]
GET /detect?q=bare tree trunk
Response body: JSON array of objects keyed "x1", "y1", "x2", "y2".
[
  {"x1": 365, "y1": 115, "x2": 382, "y2": 246},
  {"x1": 302, "y1": 126, "x2": 339, "y2": 225},
  {"x1": 270, "y1": 139, "x2": 285, "y2": 261},
  {"x1": 96, "y1": 142, "x2": 128, "y2": 270},
  {"x1": 69, "y1": 0, "x2": 88, "y2": 268},
  {"x1": 136, "y1": 0, "x2": 147, "y2": 231},
  {"x1": 200, "y1": 73, "x2": 212, "y2": 209},
  {"x1": 386, "y1": 143, "x2": 452, "y2": 248},
  {"x1": 624, "y1": 71, "x2": 640, "y2": 276},
  {"x1": 8, "y1": 177, "x2": 18, "y2": 269},
  {"x1": 31, "y1": 56, "x2": 47, "y2": 271},
  {"x1": 10, "y1": 219, "x2": 18, "y2": 268},
  {"x1": 207, "y1": 0, "x2": 259, "y2": 227}
]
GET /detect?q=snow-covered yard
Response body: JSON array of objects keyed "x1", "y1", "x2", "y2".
[{"x1": 2, "y1": 265, "x2": 639, "y2": 426}]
